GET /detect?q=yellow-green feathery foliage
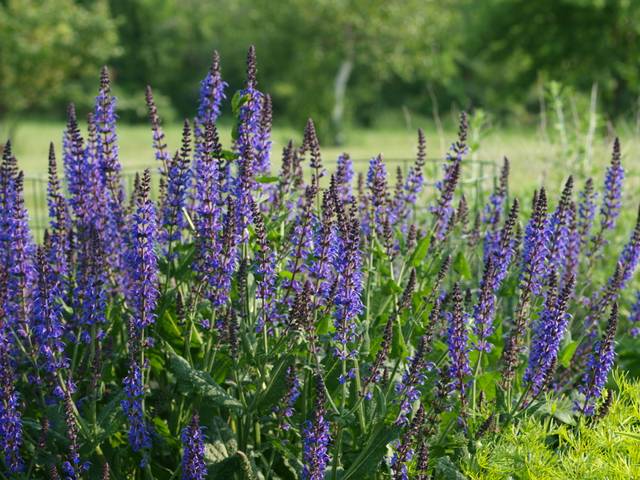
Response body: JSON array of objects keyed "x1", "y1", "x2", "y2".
[{"x1": 464, "y1": 371, "x2": 640, "y2": 480}]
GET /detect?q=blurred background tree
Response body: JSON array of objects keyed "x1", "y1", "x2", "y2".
[
  {"x1": 0, "y1": 0, "x2": 120, "y2": 123},
  {"x1": 2, "y1": 0, "x2": 640, "y2": 143}
]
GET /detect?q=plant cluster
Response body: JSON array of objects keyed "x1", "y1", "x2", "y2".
[{"x1": 0, "y1": 47, "x2": 639, "y2": 479}]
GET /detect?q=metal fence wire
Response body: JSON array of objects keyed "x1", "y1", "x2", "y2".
[{"x1": 24, "y1": 157, "x2": 498, "y2": 235}]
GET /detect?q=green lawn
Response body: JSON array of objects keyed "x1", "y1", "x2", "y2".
[{"x1": 6, "y1": 120, "x2": 640, "y2": 234}]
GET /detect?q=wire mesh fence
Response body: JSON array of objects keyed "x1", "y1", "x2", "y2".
[{"x1": 24, "y1": 157, "x2": 498, "y2": 235}]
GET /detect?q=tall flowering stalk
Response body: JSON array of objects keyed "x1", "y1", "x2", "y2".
[
  {"x1": 250, "y1": 197, "x2": 278, "y2": 332},
  {"x1": 72, "y1": 227, "x2": 107, "y2": 336},
  {"x1": 161, "y1": 121, "x2": 192, "y2": 249},
  {"x1": 591, "y1": 138, "x2": 624, "y2": 253},
  {"x1": 308, "y1": 191, "x2": 338, "y2": 307},
  {"x1": 579, "y1": 303, "x2": 618, "y2": 415},
  {"x1": 432, "y1": 113, "x2": 468, "y2": 240},
  {"x1": 472, "y1": 259, "x2": 498, "y2": 352},
  {"x1": 301, "y1": 375, "x2": 331, "y2": 480},
  {"x1": 390, "y1": 405, "x2": 425, "y2": 480},
  {"x1": 630, "y1": 292, "x2": 640, "y2": 337},
  {"x1": 364, "y1": 154, "x2": 388, "y2": 237},
  {"x1": 546, "y1": 177, "x2": 574, "y2": 278},
  {"x1": 94, "y1": 67, "x2": 126, "y2": 279},
  {"x1": 395, "y1": 336, "x2": 429, "y2": 426},
  {"x1": 274, "y1": 366, "x2": 301, "y2": 430},
  {"x1": 32, "y1": 246, "x2": 67, "y2": 376},
  {"x1": 195, "y1": 51, "x2": 227, "y2": 164},
  {"x1": 145, "y1": 85, "x2": 171, "y2": 176},
  {"x1": 121, "y1": 360, "x2": 151, "y2": 452},
  {"x1": 335, "y1": 153, "x2": 354, "y2": 204},
  {"x1": 577, "y1": 178, "x2": 597, "y2": 246},
  {"x1": 0, "y1": 344, "x2": 23, "y2": 474},
  {"x1": 521, "y1": 188, "x2": 549, "y2": 296},
  {"x1": 483, "y1": 157, "x2": 509, "y2": 260},
  {"x1": 46, "y1": 143, "x2": 70, "y2": 284},
  {"x1": 4, "y1": 172, "x2": 35, "y2": 337},
  {"x1": 62, "y1": 105, "x2": 90, "y2": 223},
  {"x1": 448, "y1": 284, "x2": 471, "y2": 406},
  {"x1": 126, "y1": 170, "x2": 159, "y2": 330},
  {"x1": 524, "y1": 273, "x2": 574, "y2": 397},
  {"x1": 395, "y1": 129, "x2": 426, "y2": 226},
  {"x1": 492, "y1": 198, "x2": 519, "y2": 284},
  {"x1": 181, "y1": 415, "x2": 207, "y2": 480},
  {"x1": 193, "y1": 122, "x2": 224, "y2": 303},
  {"x1": 333, "y1": 212, "x2": 364, "y2": 359}
]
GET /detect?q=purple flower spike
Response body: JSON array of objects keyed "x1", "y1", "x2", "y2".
[
  {"x1": 524, "y1": 273, "x2": 574, "y2": 397},
  {"x1": 546, "y1": 177, "x2": 574, "y2": 278},
  {"x1": 577, "y1": 178, "x2": 597, "y2": 246},
  {"x1": 0, "y1": 344, "x2": 24, "y2": 474},
  {"x1": 630, "y1": 292, "x2": 640, "y2": 337},
  {"x1": 521, "y1": 188, "x2": 549, "y2": 295},
  {"x1": 301, "y1": 375, "x2": 331, "y2": 480},
  {"x1": 335, "y1": 153, "x2": 355, "y2": 204},
  {"x1": 121, "y1": 360, "x2": 152, "y2": 452},
  {"x1": 195, "y1": 51, "x2": 227, "y2": 164},
  {"x1": 33, "y1": 246, "x2": 67, "y2": 375},
  {"x1": 483, "y1": 157, "x2": 509, "y2": 260},
  {"x1": 126, "y1": 170, "x2": 159, "y2": 330},
  {"x1": 46, "y1": 143, "x2": 70, "y2": 283},
  {"x1": 250, "y1": 197, "x2": 279, "y2": 332},
  {"x1": 365, "y1": 154, "x2": 388, "y2": 237},
  {"x1": 274, "y1": 365, "x2": 301, "y2": 430},
  {"x1": 447, "y1": 284, "x2": 471, "y2": 403},
  {"x1": 395, "y1": 336, "x2": 428, "y2": 426},
  {"x1": 472, "y1": 259, "x2": 498, "y2": 353},
  {"x1": 579, "y1": 303, "x2": 618, "y2": 415},
  {"x1": 599, "y1": 138, "x2": 624, "y2": 232},
  {"x1": 333, "y1": 211, "x2": 364, "y2": 359},
  {"x1": 181, "y1": 415, "x2": 207, "y2": 480},
  {"x1": 432, "y1": 113, "x2": 468, "y2": 240},
  {"x1": 161, "y1": 121, "x2": 192, "y2": 248}
]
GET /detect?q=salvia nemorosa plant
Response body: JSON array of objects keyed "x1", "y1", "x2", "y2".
[{"x1": 1, "y1": 47, "x2": 639, "y2": 479}]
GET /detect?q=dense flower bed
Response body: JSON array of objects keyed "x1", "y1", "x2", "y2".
[{"x1": 0, "y1": 47, "x2": 639, "y2": 479}]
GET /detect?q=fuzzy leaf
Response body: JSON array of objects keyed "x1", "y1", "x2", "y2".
[{"x1": 166, "y1": 345, "x2": 243, "y2": 411}]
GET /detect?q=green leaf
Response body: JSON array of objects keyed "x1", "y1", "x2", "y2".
[
  {"x1": 342, "y1": 423, "x2": 400, "y2": 479},
  {"x1": 434, "y1": 456, "x2": 467, "y2": 480},
  {"x1": 166, "y1": 344, "x2": 243, "y2": 411},
  {"x1": 453, "y1": 251, "x2": 472, "y2": 280},
  {"x1": 256, "y1": 175, "x2": 279, "y2": 184},
  {"x1": 231, "y1": 91, "x2": 249, "y2": 115},
  {"x1": 391, "y1": 321, "x2": 409, "y2": 360},
  {"x1": 203, "y1": 416, "x2": 238, "y2": 465},
  {"x1": 559, "y1": 339, "x2": 579, "y2": 368},
  {"x1": 409, "y1": 235, "x2": 431, "y2": 267}
]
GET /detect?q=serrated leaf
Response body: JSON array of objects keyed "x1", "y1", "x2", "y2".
[
  {"x1": 342, "y1": 423, "x2": 400, "y2": 480},
  {"x1": 166, "y1": 345, "x2": 242, "y2": 411}
]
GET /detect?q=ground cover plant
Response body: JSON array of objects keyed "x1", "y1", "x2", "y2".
[{"x1": 0, "y1": 47, "x2": 639, "y2": 479}]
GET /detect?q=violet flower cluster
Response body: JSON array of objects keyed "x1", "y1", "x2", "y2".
[
  {"x1": 302, "y1": 376, "x2": 331, "y2": 480},
  {"x1": 181, "y1": 415, "x2": 206, "y2": 480}
]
